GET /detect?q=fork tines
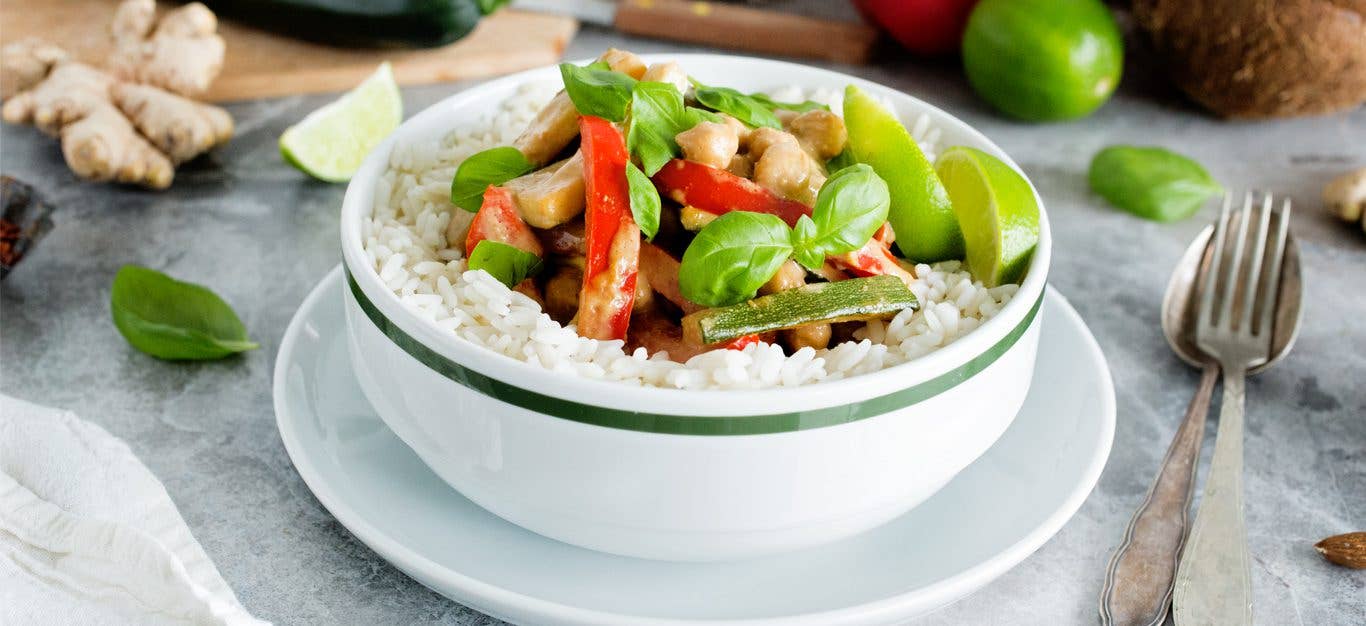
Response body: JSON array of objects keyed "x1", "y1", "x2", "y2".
[{"x1": 1196, "y1": 192, "x2": 1292, "y2": 348}]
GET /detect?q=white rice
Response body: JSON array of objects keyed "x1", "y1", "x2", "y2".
[{"x1": 361, "y1": 80, "x2": 1015, "y2": 390}]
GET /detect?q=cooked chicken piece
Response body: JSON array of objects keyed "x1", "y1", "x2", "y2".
[
  {"x1": 512, "y1": 93, "x2": 578, "y2": 167},
  {"x1": 679, "y1": 205, "x2": 718, "y2": 231},
  {"x1": 759, "y1": 261, "x2": 830, "y2": 351},
  {"x1": 783, "y1": 324, "x2": 831, "y2": 351},
  {"x1": 504, "y1": 151, "x2": 585, "y2": 229},
  {"x1": 814, "y1": 261, "x2": 850, "y2": 283},
  {"x1": 675, "y1": 121, "x2": 739, "y2": 170},
  {"x1": 788, "y1": 109, "x2": 847, "y2": 160},
  {"x1": 544, "y1": 265, "x2": 583, "y2": 324},
  {"x1": 760, "y1": 260, "x2": 807, "y2": 294},
  {"x1": 537, "y1": 219, "x2": 586, "y2": 257},
  {"x1": 633, "y1": 256, "x2": 655, "y2": 313},
  {"x1": 747, "y1": 126, "x2": 797, "y2": 161},
  {"x1": 628, "y1": 311, "x2": 707, "y2": 363},
  {"x1": 514, "y1": 280, "x2": 545, "y2": 308},
  {"x1": 718, "y1": 114, "x2": 752, "y2": 149},
  {"x1": 726, "y1": 153, "x2": 753, "y2": 179},
  {"x1": 513, "y1": 49, "x2": 647, "y2": 165},
  {"x1": 641, "y1": 61, "x2": 689, "y2": 94},
  {"x1": 775, "y1": 109, "x2": 800, "y2": 127},
  {"x1": 598, "y1": 48, "x2": 647, "y2": 80},
  {"x1": 754, "y1": 140, "x2": 825, "y2": 205},
  {"x1": 639, "y1": 241, "x2": 702, "y2": 314}
]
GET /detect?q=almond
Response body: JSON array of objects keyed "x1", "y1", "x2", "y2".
[{"x1": 1314, "y1": 532, "x2": 1366, "y2": 569}]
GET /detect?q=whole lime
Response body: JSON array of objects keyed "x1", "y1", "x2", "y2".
[{"x1": 961, "y1": 0, "x2": 1123, "y2": 121}]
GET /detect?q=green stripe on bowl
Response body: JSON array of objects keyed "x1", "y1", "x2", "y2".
[{"x1": 346, "y1": 269, "x2": 1042, "y2": 435}]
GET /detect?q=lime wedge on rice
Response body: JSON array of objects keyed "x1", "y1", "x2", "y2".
[
  {"x1": 935, "y1": 146, "x2": 1041, "y2": 287},
  {"x1": 280, "y1": 63, "x2": 402, "y2": 182}
]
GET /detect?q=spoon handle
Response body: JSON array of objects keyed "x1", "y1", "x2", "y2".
[
  {"x1": 1174, "y1": 367, "x2": 1253, "y2": 625},
  {"x1": 1100, "y1": 363, "x2": 1217, "y2": 626}
]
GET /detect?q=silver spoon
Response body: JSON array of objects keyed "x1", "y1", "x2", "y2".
[{"x1": 1099, "y1": 203, "x2": 1302, "y2": 626}]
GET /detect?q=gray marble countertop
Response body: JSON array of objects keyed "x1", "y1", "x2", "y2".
[{"x1": 3, "y1": 17, "x2": 1364, "y2": 626}]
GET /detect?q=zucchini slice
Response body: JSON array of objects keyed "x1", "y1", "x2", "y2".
[{"x1": 681, "y1": 275, "x2": 918, "y2": 346}]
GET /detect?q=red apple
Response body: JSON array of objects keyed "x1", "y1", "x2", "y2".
[{"x1": 853, "y1": 0, "x2": 980, "y2": 55}]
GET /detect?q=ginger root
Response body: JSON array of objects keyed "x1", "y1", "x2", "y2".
[
  {"x1": 0, "y1": 0, "x2": 231, "y2": 189},
  {"x1": 0, "y1": 39, "x2": 67, "y2": 101},
  {"x1": 3, "y1": 63, "x2": 175, "y2": 189},
  {"x1": 109, "y1": 0, "x2": 225, "y2": 97},
  {"x1": 112, "y1": 83, "x2": 233, "y2": 164}
]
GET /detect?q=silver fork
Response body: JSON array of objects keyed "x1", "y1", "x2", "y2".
[{"x1": 1172, "y1": 192, "x2": 1292, "y2": 625}]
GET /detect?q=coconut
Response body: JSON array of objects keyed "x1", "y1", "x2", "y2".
[{"x1": 1132, "y1": 0, "x2": 1366, "y2": 119}]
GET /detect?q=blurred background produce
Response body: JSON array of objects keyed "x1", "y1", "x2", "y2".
[
  {"x1": 960, "y1": 0, "x2": 1123, "y2": 121},
  {"x1": 851, "y1": 0, "x2": 978, "y2": 55}
]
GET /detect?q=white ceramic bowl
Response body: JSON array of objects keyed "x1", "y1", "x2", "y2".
[{"x1": 338, "y1": 54, "x2": 1052, "y2": 562}]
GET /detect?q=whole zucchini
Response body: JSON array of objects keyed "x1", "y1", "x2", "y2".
[{"x1": 204, "y1": 0, "x2": 508, "y2": 48}]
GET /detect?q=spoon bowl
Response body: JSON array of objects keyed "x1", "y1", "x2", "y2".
[{"x1": 1161, "y1": 214, "x2": 1303, "y2": 374}]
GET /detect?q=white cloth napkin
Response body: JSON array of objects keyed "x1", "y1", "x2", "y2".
[{"x1": 0, "y1": 393, "x2": 266, "y2": 626}]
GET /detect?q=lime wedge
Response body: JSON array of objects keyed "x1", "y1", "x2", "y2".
[
  {"x1": 280, "y1": 63, "x2": 402, "y2": 182},
  {"x1": 843, "y1": 85, "x2": 963, "y2": 263},
  {"x1": 935, "y1": 146, "x2": 1040, "y2": 286}
]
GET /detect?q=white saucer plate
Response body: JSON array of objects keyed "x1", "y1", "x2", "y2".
[{"x1": 274, "y1": 267, "x2": 1115, "y2": 625}]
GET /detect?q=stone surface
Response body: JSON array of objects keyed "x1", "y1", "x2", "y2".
[{"x1": 2, "y1": 17, "x2": 1363, "y2": 626}]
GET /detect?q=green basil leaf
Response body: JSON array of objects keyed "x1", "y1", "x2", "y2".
[
  {"x1": 791, "y1": 163, "x2": 890, "y2": 267},
  {"x1": 749, "y1": 92, "x2": 829, "y2": 113},
  {"x1": 559, "y1": 62, "x2": 636, "y2": 122},
  {"x1": 627, "y1": 81, "x2": 693, "y2": 176},
  {"x1": 1089, "y1": 145, "x2": 1222, "y2": 222},
  {"x1": 679, "y1": 212, "x2": 793, "y2": 307},
  {"x1": 110, "y1": 265, "x2": 258, "y2": 361},
  {"x1": 625, "y1": 162, "x2": 661, "y2": 241},
  {"x1": 686, "y1": 106, "x2": 724, "y2": 125},
  {"x1": 791, "y1": 216, "x2": 825, "y2": 271},
  {"x1": 690, "y1": 79, "x2": 783, "y2": 129},
  {"x1": 826, "y1": 148, "x2": 857, "y2": 174},
  {"x1": 467, "y1": 240, "x2": 544, "y2": 288},
  {"x1": 450, "y1": 146, "x2": 534, "y2": 212}
]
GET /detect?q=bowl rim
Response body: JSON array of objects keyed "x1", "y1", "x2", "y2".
[{"x1": 338, "y1": 53, "x2": 1052, "y2": 421}]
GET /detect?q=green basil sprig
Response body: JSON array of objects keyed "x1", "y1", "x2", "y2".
[
  {"x1": 467, "y1": 240, "x2": 544, "y2": 288},
  {"x1": 559, "y1": 61, "x2": 637, "y2": 122},
  {"x1": 749, "y1": 92, "x2": 829, "y2": 113},
  {"x1": 679, "y1": 212, "x2": 793, "y2": 307},
  {"x1": 450, "y1": 146, "x2": 534, "y2": 212},
  {"x1": 627, "y1": 81, "x2": 719, "y2": 176},
  {"x1": 678, "y1": 165, "x2": 891, "y2": 306},
  {"x1": 791, "y1": 164, "x2": 890, "y2": 270},
  {"x1": 625, "y1": 162, "x2": 661, "y2": 240},
  {"x1": 690, "y1": 79, "x2": 782, "y2": 130},
  {"x1": 110, "y1": 265, "x2": 258, "y2": 361},
  {"x1": 1089, "y1": 145, "x2": 1222, "y2": 222}
]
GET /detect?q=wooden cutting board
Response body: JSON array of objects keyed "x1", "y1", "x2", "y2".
[{"x1": 0, "y1": 1, "x2": 578, "y2": 102}]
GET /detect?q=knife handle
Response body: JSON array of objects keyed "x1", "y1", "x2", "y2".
[{"x1": 612, "y1": 0, "x2": 877, "y2": 64}]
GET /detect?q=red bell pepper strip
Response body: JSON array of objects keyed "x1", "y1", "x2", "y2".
[
  {"x1": 465, "y1": 185, "x2": 544, "y2": 257},
  {"x1": 577, "y1": 116, "x2": 639, "y2": 341},
  {"x1": 872, "y1": 222, "x2": 896, "y2": 247},
  {"x1": 652, "y1": 159, "x2": 812, "y2": 227},
  {"x1": 717, "y1": 334, "x2": 766, "y2": 351},
  {"x1": 834, "y1": 238, "x2": 917, "y2": 287}
]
